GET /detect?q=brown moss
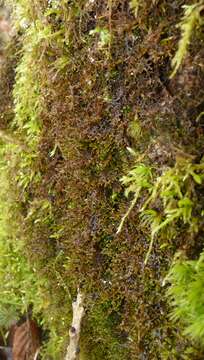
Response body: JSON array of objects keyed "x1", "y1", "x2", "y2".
[
  {"x1": 5, "y1": 0, "x2": 204, "y2": 358},
  {"x1": 0, "y1": 36, "x2": 20, "y2": 130}
]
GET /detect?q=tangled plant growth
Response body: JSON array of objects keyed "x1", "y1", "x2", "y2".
[
  {"x1": 0, "y1": 143, "x2": 45, "y2": 326},
  {"x1": 166, "y1": 251, "x2": 204, "y2": 344},
  {"x1": 0, "y1": 0, "x2": 204, "y2": 359},
  {"x1": 117, "y1": 162, "x2": 153, "y2": 235},
  {"x1": 119, "y1": 156, "x2": 204, "y2": 264},
  {"x1": 171, "y1": 1, "x2": 204, "y2": 77},
  {"x1": 0, "y1": 2, "x2": 73, "y2": 358}
]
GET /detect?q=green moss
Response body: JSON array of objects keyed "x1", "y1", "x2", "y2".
[
  {"x1": 81, "y1": 301, "x2": 129, "y2": 360},
  {"x1": 166, "y1": 251, "x2": 204, "y2": 345}
]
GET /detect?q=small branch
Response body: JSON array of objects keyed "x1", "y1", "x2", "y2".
[
  {"x1": 34, "y1": 348, "x2": 40, "y2": 360},
  {"x1": 65, "y1": 291, "x2": 85, "y2": 360}
]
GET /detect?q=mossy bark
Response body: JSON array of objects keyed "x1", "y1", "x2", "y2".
[{"x1": 0, "y1": 0, "x2": 204, "y2": 359}]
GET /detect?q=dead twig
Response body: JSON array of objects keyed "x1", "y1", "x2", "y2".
[{"x1": 65, "y1": 290, "x2": 85, "y2": 360}]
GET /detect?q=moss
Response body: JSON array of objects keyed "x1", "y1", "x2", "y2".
[
  {"x1": 0, "y1": 0, "x2": 204, "y2": 359},
  {"x1": 0, "y1": 36, "x2": 20, "y2": 129},
  {"x1": 81, "y1": 300, "x2": 129, "y2": 360}
]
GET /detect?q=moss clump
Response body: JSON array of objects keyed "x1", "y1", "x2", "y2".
[{"x1": 0, "y1": 0, "x2": 204, "y2": 359}]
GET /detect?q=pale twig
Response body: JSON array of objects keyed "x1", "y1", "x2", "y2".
[{"x1": 65, "y1": 291, "x2": 84, "y2": 360}]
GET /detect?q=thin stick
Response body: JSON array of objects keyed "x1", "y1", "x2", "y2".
[{"x1": 65, "y1": 291, "x2": 85, "y2": 360}]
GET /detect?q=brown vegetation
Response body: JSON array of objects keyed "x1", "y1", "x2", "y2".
[{"x1": 0, "y1": 0, "x2": 204, "y2": 359}]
